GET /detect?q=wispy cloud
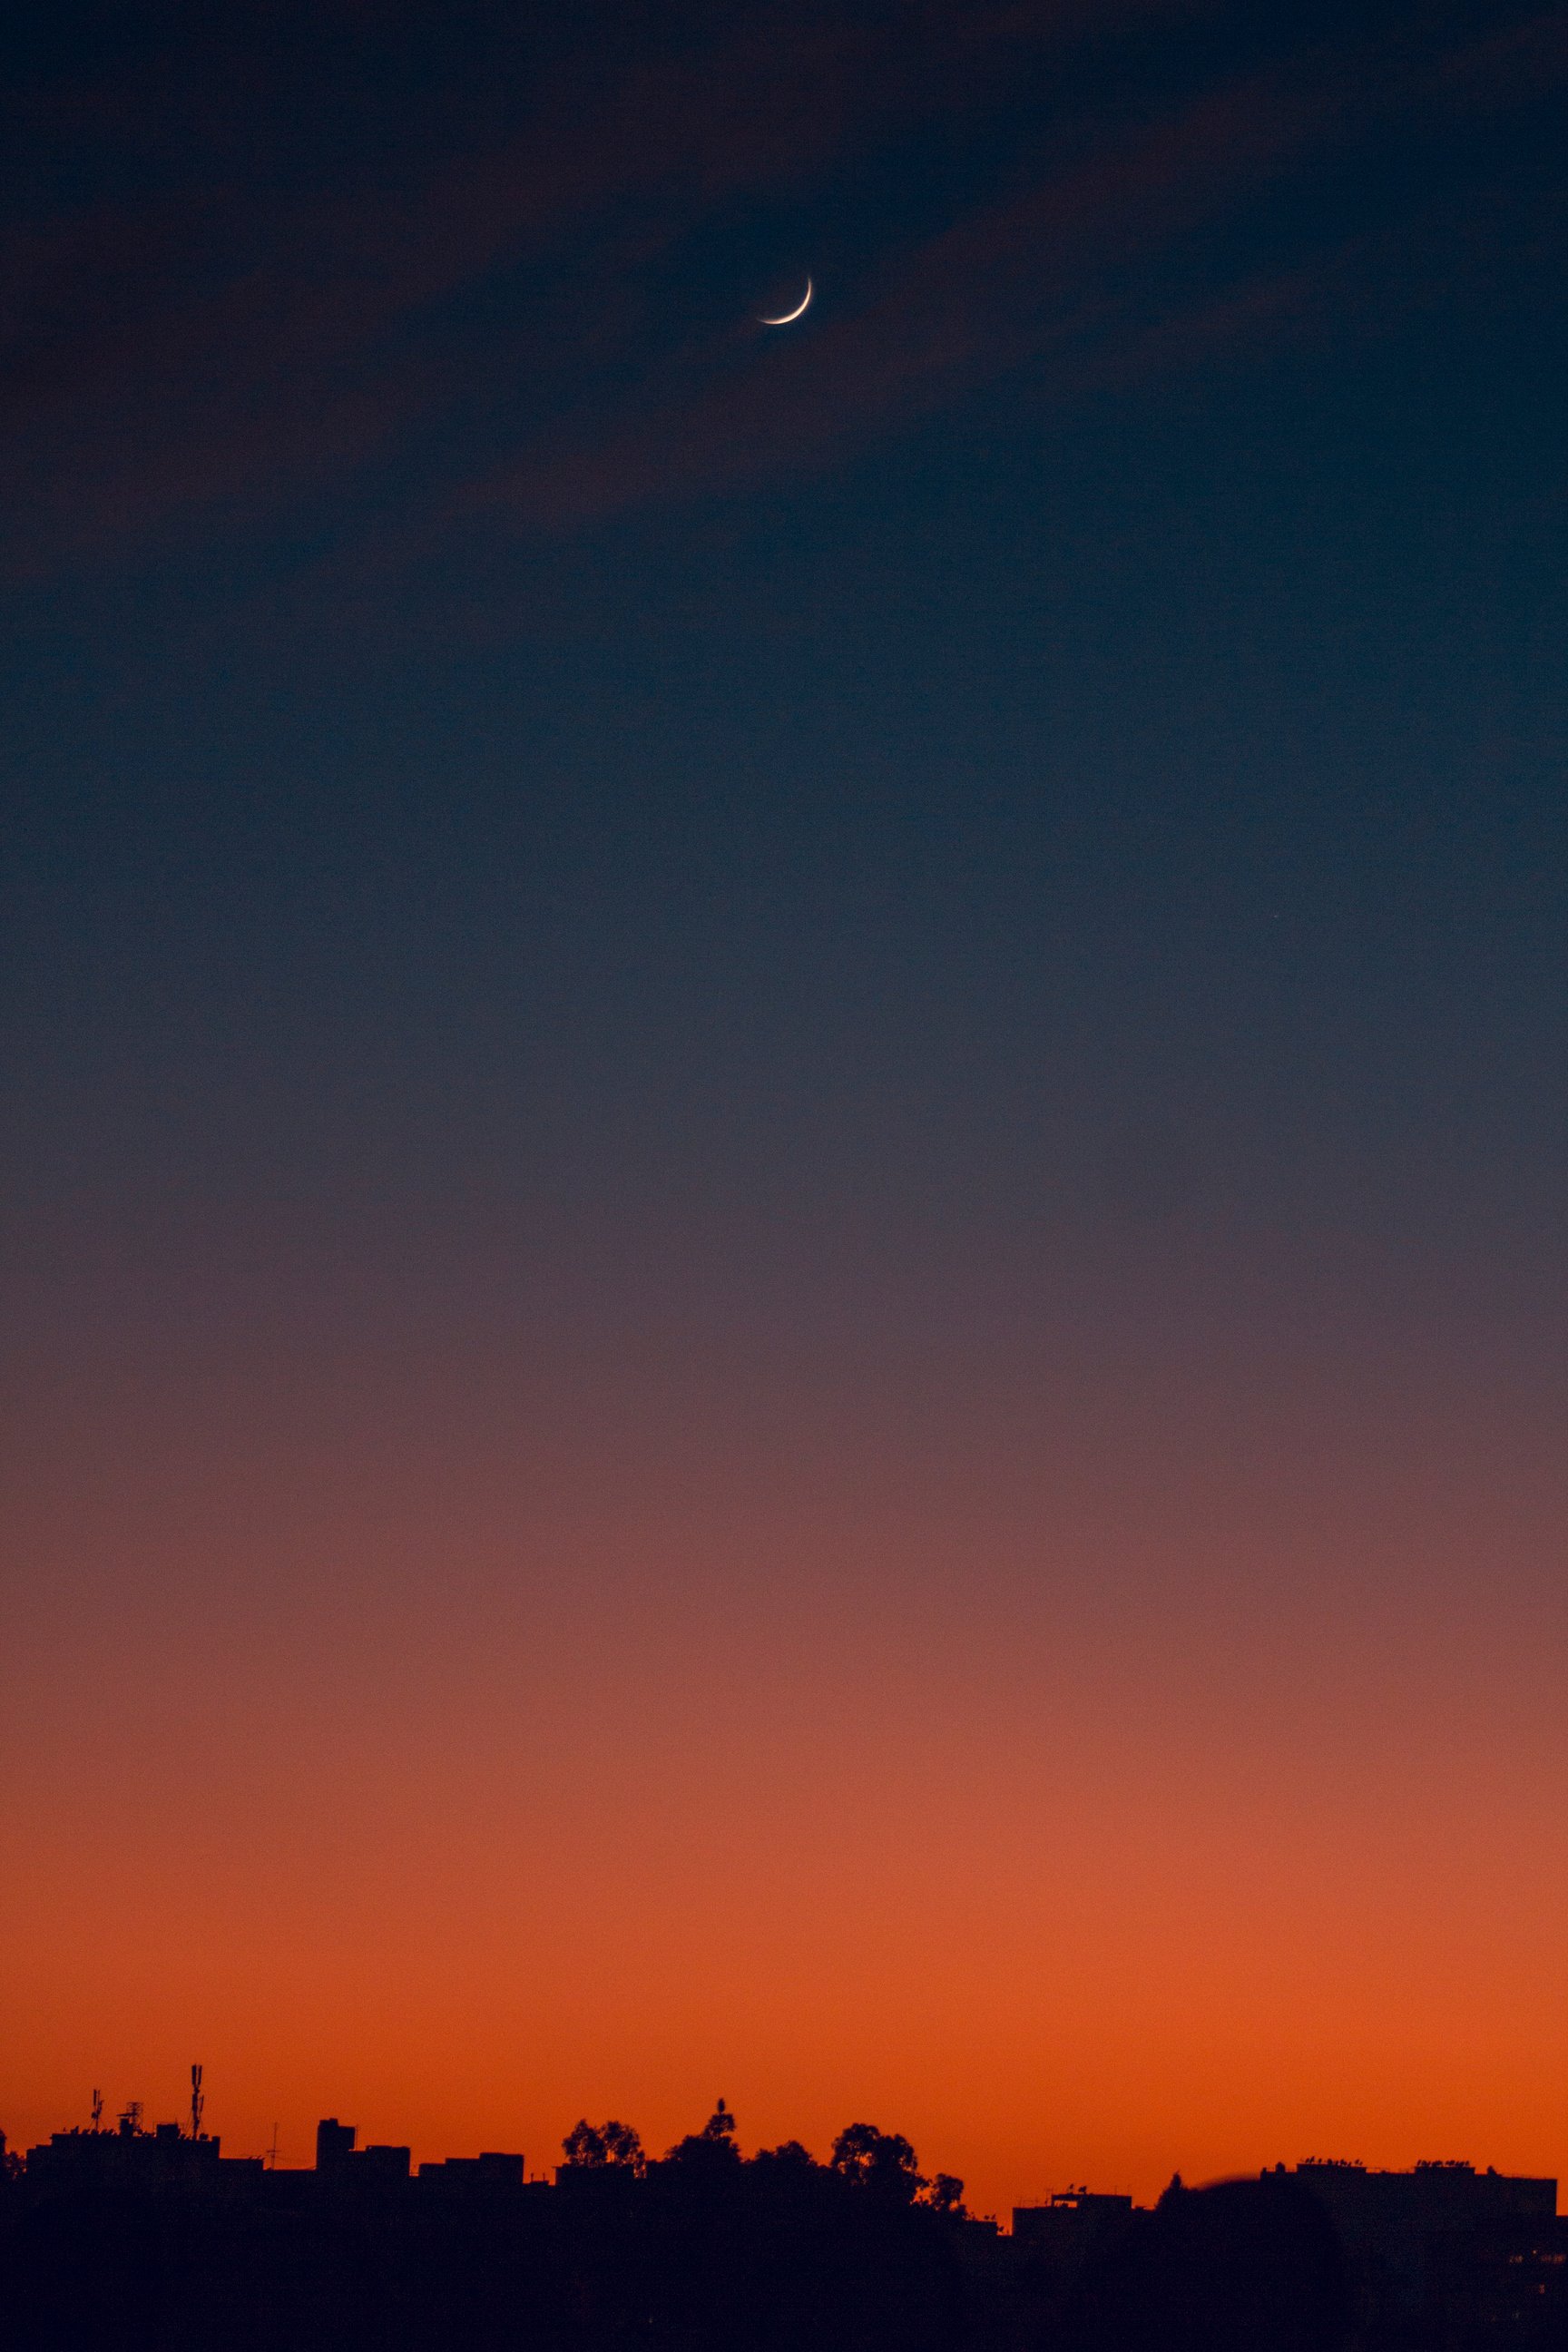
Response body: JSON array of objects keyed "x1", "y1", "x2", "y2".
[
  {"x1": 456, "y1": 69, "x2": 1350, "y2": 525},
  {"x1": 1, "y1": 0, "x2": 1561, "y2": 573},
  {"x1": 456, "y1": 15, "x2": 1568, "y2": 531},
  {"x1": 4, "y1": 0, "x2": 1174, "y2": 564}
]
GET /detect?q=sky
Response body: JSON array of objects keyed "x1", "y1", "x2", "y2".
[{"x1": 1, "y1": 0, "x2": 1564, "y2": 2212}]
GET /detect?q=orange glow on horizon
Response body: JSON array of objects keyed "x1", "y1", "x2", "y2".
[{"x1": 6, "y1": 1318, "x2": 1565, "y2": 2217}]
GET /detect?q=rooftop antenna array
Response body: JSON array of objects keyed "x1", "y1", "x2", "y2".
[{"x1": 190, "y1": 2064, "x2": 204, "y2": 2141}]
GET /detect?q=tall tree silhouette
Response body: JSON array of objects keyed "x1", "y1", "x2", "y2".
[
  {"x1": 1065, "y1": 2175, "x2": 1349, "y2": 2352},
  {"x1": 831, "y1": 2125, "x2": 927, "y2": 2205},
  {"x1": 663, "y1": 2101, "x2": 741, "y2": 2171},
  {"x1": 561, "y1": 2119, "x2": 645, "y2": 2172}
]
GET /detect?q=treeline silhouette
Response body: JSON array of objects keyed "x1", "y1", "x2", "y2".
[{"x1": 7, "y1": 2099, "x2": 1558, "y2": 2352}]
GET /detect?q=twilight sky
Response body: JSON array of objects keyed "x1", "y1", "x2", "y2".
[{"x1": 2, "y1": 0, "x2": 1564, "y2": 2210}]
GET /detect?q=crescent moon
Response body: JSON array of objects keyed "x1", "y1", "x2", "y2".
[{"x1": 758, "y1": 278, "x2": 812, "y2": 327}]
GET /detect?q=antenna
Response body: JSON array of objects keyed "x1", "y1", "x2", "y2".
[
  {"x1": 190, "y1": 2064, "x2": 204, "y2": 2141},
  {"x1": 267, "y1": 2123, "x2": 279, "y2": 2171},
  {"x1": 91, "y1": 2089, "x2": 103, "y2": 2132}
]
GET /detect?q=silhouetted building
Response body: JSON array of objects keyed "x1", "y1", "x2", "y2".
[
  {"x1": 1274, "y1": 2160, "x2": 1562, "y2": 2345},
  {"x1": 1005, "y1": 2189, "x2": 1142, "y2": 2339},
  {"x1": 1063, "y1": 2173, "x2": 1351, "y2": 2352},
  {"x1": 417, "y1": 2150, "x2": 525, "y2": 2190},
  {"x1": 315, "y1": 2117, "x2": 357, "y2": 2171},
  {"x1": 11, "y1": 2103, "x2": 1563, "y2": 2352},
  {"x1": 1014, "y1": 2190, "x2": 1136, "y2": 2274},
  {"x1": 24, "y1": 2122, "x2": 230, "y2": 2191},
  {"x1": 309, "y1": 2120, "x2": 411, "y2": 2189},
  {"x1": 1426, "y1": 2205, "x2": 1568, "y2": 2347}
]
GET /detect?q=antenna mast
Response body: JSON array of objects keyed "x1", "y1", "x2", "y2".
[
  {"x1": 91, "y1": 2089, "x2": 103, "y2": 2132},
  {"x1": 190, "y1": 2064, "x2": 204, "y2": 2141}
]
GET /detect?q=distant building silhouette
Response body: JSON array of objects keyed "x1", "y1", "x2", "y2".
[
  {"x1": 1062, "y1": 2171, "x2": 1350, "y2": 2352},
  {"x1": 6, "y1": 2109, "x2": 1564, "y2": 2352},
  {"x1": 1278, "y1": 2159, "x2": 1563, "y2": 2342},
  {"x1": 315, "y1": 2117, "x2": 357, "y2": 2170},
  {"x1": 1014, "y1": 2190, "x2": 1135, "y2": 2269},
  {"x1": 311, "y1": 2119, "x2": 416, "y2": 2188},
  {"x1": 23, "y1": 2112, "x2": 251, "y2": 2194},
  {"x1": 418, "y1": 2150, "x2": 526, "y2": 2189}
]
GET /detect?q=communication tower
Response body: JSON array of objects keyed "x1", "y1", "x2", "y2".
[{"x1": 190, "y1": 2064, "x2": 204, "y2": 2140}]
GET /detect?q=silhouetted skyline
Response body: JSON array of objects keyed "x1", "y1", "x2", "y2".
[{"x1": 8, "y1": 2091, "x2": 1565, "y2": 2350}]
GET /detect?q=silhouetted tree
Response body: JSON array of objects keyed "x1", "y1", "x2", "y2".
[
  {"x1": 1065, "y1": 2175, "x2": 1349, "y2": 2352},
  {"x1": 561, "y1": 2120, "x2": 607, "y2": 2168},
  {"x1": 601, "y1": 2121, "x2": 644, "y2": 2172},
  {"x1": 698, "y1": 2100, "x2": 735, "y2": 2147},
  {"x1": 561, "y1": 2119, "x2": 645, "y2": 2172},
  {"x1": 663, "y1": 2101, "x2": 741, "y2": 2171},
  {"x1": 750, "y1": 2140, "x2": 817, "y2": 2176},
  {"x1": 831, "y1": 2124, "x2": 927, "y2": 2204},
  {"x1": 921, "y1": 2173, "x2": 966, "y2": 2218}
]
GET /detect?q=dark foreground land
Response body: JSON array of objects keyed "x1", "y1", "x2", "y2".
[{"x1": 4, "y1": 2110, "x2": 1564, "y2": 2352}]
